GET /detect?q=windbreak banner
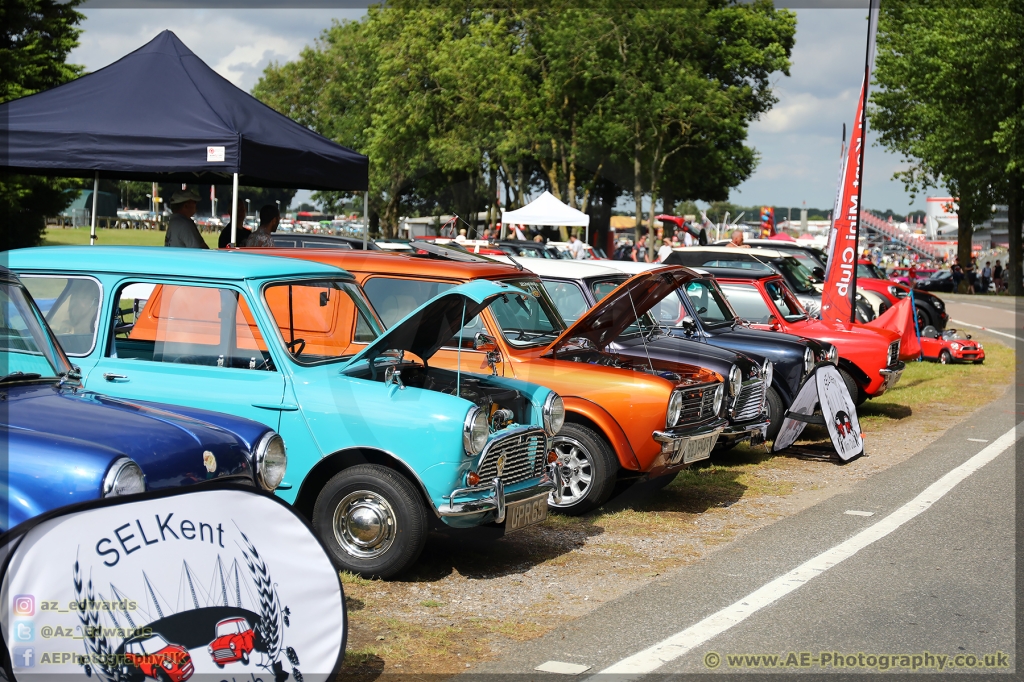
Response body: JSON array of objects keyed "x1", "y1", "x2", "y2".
[
  {"x1": 0, "y1": 487, "x2": 345, "y2": 682},
  {"x1": 773, "y1": 364, "x2": 863, "y2": 461}
]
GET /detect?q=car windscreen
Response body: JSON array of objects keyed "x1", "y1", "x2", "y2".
[
  {"x1": 362, "y1": 276, "x2": 485, "y2": 348},
  {"x1": 487, "y1": 278, "x2": 566, "y2": 347},
  {"x1": 264, "y1": 280, "x2": 382, "y2": 365},
  {"x1": 0, "y1": 282, "x2": 71, "y2": 379},
  {"x1": 683, "y1": 279, "x2": 736, "y2": 327},
  {"x1": 774, "y1": 256, "x2": 817, "y2": 294},
  {"x1": 764, "y1": 279, "x2": 808, "y2": 321},
  {"x1": 21, "y1": 275, "x2": 102, "y2": 356},
  {"x1": 718, "y1": 283, "x2": 776, "y2": 324},
  {"x1": 138, "y1": 634, "x2": 170, "y2": 654}
]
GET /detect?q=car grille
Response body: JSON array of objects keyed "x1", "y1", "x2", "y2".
[
  {"x1": 678, "y1": 384, "x2": 720, "y2": 425},
  {"x1": 887, "y1": 341, "x2": 901, "y2": 367},
  {"x1": 477, "y1": 428, "x2": 547, "y2": 485},
  {"x1": 731, "y1": 380, "x2": 766, "y2": 422},
  {"x1": 212, "y1": 650, "x2": 234, "y2": 660},
  {"x1": 180, "y1": 661, "x2": 194, "y2": 676}
]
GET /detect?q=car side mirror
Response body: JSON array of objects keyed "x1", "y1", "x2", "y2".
[
  {"x1": 474, "y1": 332, "x2": 498, "y2": 352},
  {"x1": 812, "y1": 267, "x2": 825, "y2": 280},
  {"x1": 966, "y1": 334, "x2": 972, "y2": 339},
  {"x1": 680, "y1": 316, "x2": 698, "y2": 334},
  {"x1": 768, "y1": 314, "x2": 781, "y2": 330}
]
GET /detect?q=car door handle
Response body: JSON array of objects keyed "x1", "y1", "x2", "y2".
[
  {"x1": 251, "y1": 402, "x2": 299, "y2": 411},
  {"x1": 103, "y1": 373, "x2": 128, "y2": 382}
]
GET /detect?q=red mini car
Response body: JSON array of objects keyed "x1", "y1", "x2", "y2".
[
  {"x1": 919, "y1": 327, "x2": 985, "y2": 364},
  {"x1": 208, "y1": 617, "x2": 256, "y2": 667},
  {"x1": 123, "y1": 634, "x2": 194, "y2": 682},
  {"x1": 706, "y1": 267, "x2": 905, "y2": 404}
]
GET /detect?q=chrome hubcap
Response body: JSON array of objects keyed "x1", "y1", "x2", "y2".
[
  {"x1": 549, "y1": 436, "x2": 593, "y2": 508},
  {"x1": 333, "y1": 491, "x2": 397, "y2": 559}
]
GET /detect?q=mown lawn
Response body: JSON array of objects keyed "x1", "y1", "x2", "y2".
[{"x1": 42, "y1": 226, "x2": 219, "y2": 249}]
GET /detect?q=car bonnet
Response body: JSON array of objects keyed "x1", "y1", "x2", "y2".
[
  {"x1": 542, "y1": 266, "x2": 692, "y2": 356},
  {"x1": 343, "y1": 279, "x2": 527, "y2": 367}
]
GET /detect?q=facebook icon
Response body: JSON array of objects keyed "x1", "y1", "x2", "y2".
[{"x1": 13, "y1": 647, "x2": 34, "y2": 668}]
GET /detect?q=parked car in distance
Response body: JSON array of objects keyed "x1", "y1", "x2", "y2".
[
  {"x1": 260, "y1": 248, "x2": 730, "y2": 514},
  {"x1": 914, "y1": 269, "x2": 956, "y2": 293},
  {"x1": 492, "y1": 240, "x2": 567, "y2": 260},
  {"x1": 889, "y1": 266, "x2": 938, "y2": 288},
  {"x1": 704, "y1": 267, "x2": 904, "y2": 404},
  {"x1": 266, "y1": 233, "x2": 381, "y2": 250},
  {"x1": 493, "y1": 256, "x2": 770, "y2": 450},
  {"x1": 208, "y1": 617, "x2": 256, "y2": 667},
  {"x1": 547, "y1": 241, "x2": 606, "y2": 260},
  {"x1": 855, "y1": 260, "x2": 948, "y2": 330},
  {"x1": 714, "y1": 239, "x2": 828, "y2": 278},
  {"x1": 919, "y1": 327, "x2": 984, "y2": 364},
  {"x1": 10, "y1": 247, "x2": 562, "y2": 578},
  {"x1": 2, "y1": 266, "x2": 286, "y2": 533},
  {"x1": 597, "y1": 259, "x2": 836, "y2": 440}
]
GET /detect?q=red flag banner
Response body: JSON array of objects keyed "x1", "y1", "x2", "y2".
[
  {"x1": 864, "y1": 297, "x2": 922, "y2": 360},
  {"x1": 820, "y1": 77, "x2": 867, "y2": 326}
]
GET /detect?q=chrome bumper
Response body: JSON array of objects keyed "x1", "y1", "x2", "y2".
[
  {"x1": 652, "y1": 418, "x2": 728, "y2": 465},
  {"x1": 437, "y1": 462, "x2": 562, "y2": 520},
  {"x1": 720, "y1": 418, "x2": 770, "y2": 445},
  {"x1": 878, "y1": 362, "x2": 905, "y2": 393}
]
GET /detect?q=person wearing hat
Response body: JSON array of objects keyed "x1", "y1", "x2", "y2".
[{"x1": 164, "y1": 187, "x2": 208, "y2": 249}]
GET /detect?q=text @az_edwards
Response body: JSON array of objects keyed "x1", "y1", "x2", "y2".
[{"x1": 702, "y1": 650, "x2": 1011, "y2": 671}]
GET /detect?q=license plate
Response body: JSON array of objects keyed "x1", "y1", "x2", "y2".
[
  {"x1": 682, "y1": 433, "x2": 717, "y2": 464},
  {"x1": 505, "y1": 494, "x2": 549, "y2": 532}
]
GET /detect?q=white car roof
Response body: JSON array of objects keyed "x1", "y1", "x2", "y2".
[{"x1": 489, "y1": 255, "x2": 624, "y2": 279}]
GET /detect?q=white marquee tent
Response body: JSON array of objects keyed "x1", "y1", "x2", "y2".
[{"x1": 501, "y1": 191, "x2": 591, "y2": 242}]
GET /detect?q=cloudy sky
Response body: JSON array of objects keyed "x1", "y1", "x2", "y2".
[{"x1": 69, "y1": 6, "x2": 925, "y2": 214}]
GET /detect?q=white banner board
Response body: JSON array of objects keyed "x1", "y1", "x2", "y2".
[
  {"x1": 1, "y1": 486, "x2": 345, "y2": 682},
  {"x1": 773, "y1": 364, "x2": 863, "y2": 461}
]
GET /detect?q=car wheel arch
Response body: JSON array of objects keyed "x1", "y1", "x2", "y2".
[
  {"x1": 292, "y1": 447, "x2": 434, "y2": 521},
  {"x1": 836, "y1": 357, "x2": 870, "y2": 388},
  {"x1": 561, "y1": 397, "x2": 641, "y2": 471}
]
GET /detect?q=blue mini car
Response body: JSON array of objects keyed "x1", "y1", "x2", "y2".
[
  {"x1": 11, "y1": 247, "x2": 563, "y2": 578},
  {"x1": 0, "y1": 267, "x2": 286, "y2": 532}
]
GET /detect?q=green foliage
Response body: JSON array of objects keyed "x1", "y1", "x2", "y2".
[
  {"x1": 870, "y1": 0, "x2": 1023, "y2": 273},
  {"x1": 254, "y1": 3, "x2": 795, "y2": 238},
  {"x1": 0, "y1": 0, "x2": 85, "y2": 249}
]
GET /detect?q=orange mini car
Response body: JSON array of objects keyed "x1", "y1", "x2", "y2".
[{"x1": 255, "y1": 248, "x2": 728, "y2": 515}]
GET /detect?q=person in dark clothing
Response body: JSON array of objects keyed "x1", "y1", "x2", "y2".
[
  {"x1": 218, "y1": 199, "x2": 252, "y2": 248},
  {"x1": 993, "y1": 260, "x2": 1004, "y2": 292}
]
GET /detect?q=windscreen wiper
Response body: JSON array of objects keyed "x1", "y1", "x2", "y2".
[{"x1": 0, "y1": 372, "x2": 49, "y2": 384}]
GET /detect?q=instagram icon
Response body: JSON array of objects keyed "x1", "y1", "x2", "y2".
[{"x1": 12, "y1": 595, "x2": 34, "y2": 617}]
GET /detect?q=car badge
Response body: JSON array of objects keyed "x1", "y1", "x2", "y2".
[
  {"x1": 203, "y1": 451, "x2": 217, "y2": 473},
  {"x1": 495, "y1": 454, "x2": 506, "y2": 477}
]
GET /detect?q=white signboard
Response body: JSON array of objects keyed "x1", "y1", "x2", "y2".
[
  {"x1": 773, "y1": 364, "x2": 863, "y2": 461},
  {"x1": 1, "y1": 486, "x2": 345, "y2": 682}
]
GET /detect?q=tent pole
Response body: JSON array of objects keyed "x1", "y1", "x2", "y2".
[
  {"x1": 230, "y1": 173, "x2": 239, "y2": 246},
  {"x1": 362, "y1": 190, "x2": 368, "y2": 250},
  {"x1": 90, "y1": 172, "x2": 99, "y2": 245},
  {"x1": 585, "y1": 225, "x2": 589, "y2": 246}
]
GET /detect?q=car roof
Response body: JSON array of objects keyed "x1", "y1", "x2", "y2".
[
  {"x1": 8, "y1": 246, "x2": 348, "y2": 280},
  {"x1": 678, "y1": 246, "x2": 791, "y2": 258},
  {"x1": 248, "y1": 248, "x2": 524, "y2": 281},
  {"x1": 698, "y1": 267, "x2": 779, "y2": 281},
  {"x1": 490, "y1": 256, "x2": 625, "y2": 279}
]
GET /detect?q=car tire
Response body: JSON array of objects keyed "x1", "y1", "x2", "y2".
[
  {"x1": 313, "y1": 464, "x2": 428, "y2": 579},
  {"x1": 765, "y1": 387, "x2": 786, "y2": 441},
  {"x1": 241, "y1": 651, "x2": 250, "y2": 665},
  {"x1": 915, "y1": 303, "x2": 933, "y2": 330},
  {"x1": 549, "y1": 423, "x2": 619, "y2": 515},
  {"x1": 939, "y1": 350, "x2": 952, "y2": 365},
  {"x1": 838, "y1": 368, "x2": 866, "y2": 406},
  {"x1": 974, "y1": 358, "x2": 984, "y2": 365}
]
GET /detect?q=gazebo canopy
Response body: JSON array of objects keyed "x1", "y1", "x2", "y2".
[
  {"x1": 501, "y1": 191, "x2": 590, "y2": 227},
  {"x1": 0, "y1": 30, "x2": 367, "y2": 191}
]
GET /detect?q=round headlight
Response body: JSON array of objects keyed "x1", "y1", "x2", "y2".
[
  {"x1": 161, "y1": 660, "x2": 173, "y2": 671},
  {"x1": 667, "y1": 390, "x2": 683, "y2": 427},
  {"x1": 728, "y1": 365, "x2": 742, "y2": 396},
  {"x1": 255, "y1": 432, "x2": 287, "y2": 490},
  {"x1": 762, "y1": 358, "x2": 774, "y2": 387},
  {"x1": 712, "y1": 384, "x2": 724, "y2": 416},
  {"x1": 102, "y1": 457, "x2": 146, "y2": 497},
  {"x1": 464, "y1": 407, "x2": 489, "y2": 456},
  {"x1": 542, "y1": 392, "x2": 565, "y2": 436},
  {"x1": 826, "y1": 345, "x2": 838, "y2": 364},
  {"x1": 803, "y1": 347, "x2": 814, "y2": 375},
  {"x1": 950, "y1": 342, "x2": 961, "y2": 351}
]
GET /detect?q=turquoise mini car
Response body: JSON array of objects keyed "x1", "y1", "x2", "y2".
[{"x1": 11, "y1": 247, "x2": 564, "y2": 578}]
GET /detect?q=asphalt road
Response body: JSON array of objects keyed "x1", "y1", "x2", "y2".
[
  {"x1": 466, "y1": 339, "x2": 1018, "y2": 679},
  {"x1": 942, "y1": 295, "x2": 1020, "y2": 342}
]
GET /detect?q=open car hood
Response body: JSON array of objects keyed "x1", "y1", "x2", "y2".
[
  {"x1": 343, "y1": 279, "x2": 526, "y2": 367},
  {"x1": 543, "y1": 265, "x2": 694, "y2": 355}
]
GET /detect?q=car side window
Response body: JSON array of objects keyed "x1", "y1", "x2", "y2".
[
  {"x1": 650, "y1": 293, "x2": 684, "y2": 325},
  {"x1": 362, "y1": 276, "x2": 482, "y2": 347},
  {"x1": 719, "y1": 283, "x2": 773, "y2": 323},
  {"x1": 108, "y1": 283, "x2": 273, "y2": 371},
  {"x1": 21, "y1": 276, "x2": 102, "y2": 356},
  {"x1": 541, "y1": 280, "x2": 589, "y2": 323}
]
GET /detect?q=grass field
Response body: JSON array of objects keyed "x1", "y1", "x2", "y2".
[{"x1": 43, "y1": 226, "x2": 220, "y2": 249}]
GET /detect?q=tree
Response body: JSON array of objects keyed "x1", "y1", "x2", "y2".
[
  {"x1": 0, "y1": 0, "x2": 85, "y2": 249},
  {"x1": 871, "y1": 0, "x2": 1023, "y2": 291}
]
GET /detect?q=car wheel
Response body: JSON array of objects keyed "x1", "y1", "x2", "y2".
[
  {"x1": 838, "y1": 368, "x2": 866, "y2": 406},
  {"x1": 765, "y1": 387, "x2": 786, "y2": 441},
  {"x1": 313, "y1": 464, "x2": 428, "y2": 579},
  {"x1": 156, "y1": 671, "x2": 171, "y2": 682},
  {"x1": 549, "y1": 423, "x2": 619, "y2": 515},
  {"x1": 216, "y1": 663, "x2": 224, "y2": 669},
  {"x1": 915, "y1": 303, "x2": 933, "y2": 330},
  {"x1": 974, "y1": 358, "x2": 984, "y2": 365},
  {"x1": 939, "y1": 349, "x2": 952, "y2": 365},
  {"x1": 241, "y1": 651, "x2": 250, "y2": 665}
]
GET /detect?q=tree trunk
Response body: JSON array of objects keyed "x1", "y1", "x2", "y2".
[
  {"x1": 488, "y1": 165, "x2": 498, "y2": 233},
  {"x1": 1007, "y1": 174, "x2": 1023, "y2": 296},
  {"x1": 956, "y1": 195, "x2": 976, "y2": 292},
  {"x1": 516, "y1": 160, "x2": 525, "y2": 208},
  {"x1": 633, "y1": 129, "x2": 644, "y2": 249}
]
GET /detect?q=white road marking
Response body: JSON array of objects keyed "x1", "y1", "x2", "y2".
[
  {"x1": 949, "y1": 318, "x2": 1017, "y2": 341},
  {"x1": 844, "y1": 510, "x2": 874, "y2": 516},
  {"x1": 956, "y1": 302, "x2": 1014, "y2": 313},
  {"x1": 587, "y1": 423, "x2": 1022, "y2": 681},
  {"x1": 536, "y1": 661, "x2": 592, "y2": 675},
  {"x1": 967, "y1": 438, "x2": 989, "y2": 443}
]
